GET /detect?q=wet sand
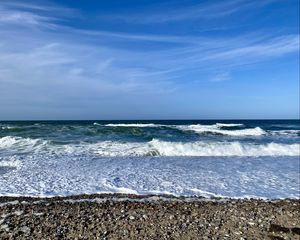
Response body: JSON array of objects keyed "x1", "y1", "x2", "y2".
[{"x1": 0, "y1": 194, "x2": 299, "y2": 239}]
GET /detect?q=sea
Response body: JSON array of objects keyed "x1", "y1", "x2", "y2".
[{"x1": 0, "y1": 120, "x2": 299, "y2": 199}]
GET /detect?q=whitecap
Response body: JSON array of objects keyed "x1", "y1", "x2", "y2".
[
  {"x1": 216, "y1": 123, "x2": 244, "y2": 127},
  {"x1": 177, "y1": 124, "x2": 266, "y2": 136},
  {"x1": 1, "y1": 135, "x2": 298, "y2": 157},
  {"x1": 105, "y1": 123, "x2": 160, "y2": 127},
  {"x1": 0, "y1": 136, "x2": 48, "y2": 154},
  {"x1": 78, "y1": 139, "x2": 300, "y2": 157},
  {"x1": 148, "y1": 139, "x2": 299, "y2": 157},
  {"x1": 1, "y1": 126, "x2": 15, "y2": 130},
  {"x1": 270, "y1": 130, "x2": 300, "y2": 136}
]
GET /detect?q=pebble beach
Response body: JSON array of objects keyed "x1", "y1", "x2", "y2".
[{"x1": 0, "y1": 194, "x2": 299, "y2": 239}]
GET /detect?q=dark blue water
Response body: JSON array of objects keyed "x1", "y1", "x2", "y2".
[{"x1": 1, "y1": 119, "x2": 299, "y2": 144}]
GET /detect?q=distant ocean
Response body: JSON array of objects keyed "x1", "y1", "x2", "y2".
[{"x1": 0, "y1": 120, "x2": 299, "y2": 199}]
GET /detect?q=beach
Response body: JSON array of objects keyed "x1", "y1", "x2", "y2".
[
  {"x1": 1, "y1": 121, "x2": 299, "y2": 239},
  {"x1": 1, "y1": 0, "x2": 299, "y2": 238},
  {"x1": 0, "y1": 194, "x2": 299, "y2": 239}
]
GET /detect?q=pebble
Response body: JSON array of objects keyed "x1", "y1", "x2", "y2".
[{"x1": 0, "y1": 194, "x2": 299, "y2": 239}]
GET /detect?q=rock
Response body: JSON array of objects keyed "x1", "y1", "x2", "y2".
[
  {"x1": 291, "y1": 227, "x2": 300, "y2": 235},
  {"x1": 20, "y1": 226, "x2": 31, "y2": 235},
  {"x1": 269, "y1": 224, "x2": 290, "y2": 233}
]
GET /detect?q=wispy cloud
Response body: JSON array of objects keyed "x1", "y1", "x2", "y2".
[
  {"x1": 211, "y1": 72, "x2": 231, "y2": 82},
  {"x1": 0, "y1": 9, "x2": 52, "y2": 26},
  {"x1": 0, "y1": 1, "x2": 297, "y2": 78},
  {"x1": 102, "y1": 0, "x2": 278, "y2": 24},
  {"x1": 205, "y1": 35, "x2": 299, "y2": 61},
  {"x1": 0, "y1": 1, "x2": 76, "y2": 13},
  {"x1": 0, "y1": 0, "x2": 298, "y2": 119},
  {"x1": 0, "y1": 1, "x2": 76, "y2": 28}
]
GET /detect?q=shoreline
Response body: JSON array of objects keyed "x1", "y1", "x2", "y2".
[
  {"x1": 0, "y1": 194, "x2": 299, "y2": 239},
  {"x1": 0, "y1": 192, "x2": 299, "y2": 203}
]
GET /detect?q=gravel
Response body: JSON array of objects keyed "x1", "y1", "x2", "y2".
[{"x1": 0, "y1": 194, "x2": 299, "y2": 239}]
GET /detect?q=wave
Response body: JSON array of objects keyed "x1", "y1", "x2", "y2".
[
  {"x1": 0, "y1": 136, "x2": 39, "y2": 148},
  {"x1": 1, "y1": 136, "x2": 299, "y2": 157},
  {"x1": 98, "y1": 122, "x2": 265, "y2": 136},
  {"x1": 56, "y1": 139, "x2": 300, "y2": 157},
  {"x1": 105, "y1": 123, "x2": 161, "y2": 128},
  {"x1": 215, "y1": 123, "x2": 244, "y2": 127},
  {"x1": 177, "y1": 125, "x2": 266, "y2": 136},
  {"x1": 270, "y1": 124, "x2": 300, "y2": 130},
  {"x1": 0, "y1": 136, "x2": 48, "y2": 153},
  {"x1": 104, "y1": 122, "x2": 245, "y2": 129},
  {"x1": 270, "y1": 130, "x2": 300, "y2": 136},
  {"x1": 1, "y1": 126, "x2": 17, "y2": 130},
  {"x1": 147, "y1": 139, "x2": 299, "y2": 157},
  {"x1": 105, "y1": 123, "x2": 298, "y2": 137}
]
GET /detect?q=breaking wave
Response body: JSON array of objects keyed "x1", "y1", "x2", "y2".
[
  {"x1": 105, "y1": 123, "x2": 161, "y2": 128},
  {"x1": 3, "y1": 123, "x2": 298, "y2": 138},
  {"x1": 53, "y1": 140, "x2": 300, "y2": 157},
  {"x1": 215, "y1": 123, "x2": 244, "y2": 127},
  {"x1": 0, "y1": 136, "x2": 48, "y2": 154},
  {"x1": 1, "y1": 126, "x2": 16, "y2": 130},
  {"x1": 177, "y1": 125, "x2": 266, "y2": 136},
  {"x1": 1, "y1": 136, "x2": 298, "y2": 157},
  {"x1": 147, "y1": 139, "x2": 299, "y2": 157},
  {"x1": 94, "y1": 122, "x2": 267, "y2": 136},
  {"x1": 270, "y1": 130, "x2": 300, "y2": 136},
  {"x1": 0, "y1": 136, "x2": 40, "y2": 148}
]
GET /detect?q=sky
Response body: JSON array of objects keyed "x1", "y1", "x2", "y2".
[{"x1": 0, "y1": 0, "x2": 299, "y2": 120}]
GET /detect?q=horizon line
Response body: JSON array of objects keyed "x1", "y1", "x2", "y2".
[{"x1": 0, "y1": 119, "x2": 299, "y2": 122}]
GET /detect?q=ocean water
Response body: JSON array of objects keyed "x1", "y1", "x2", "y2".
[{"x1": 0, "y1": 120, "x2": 299, "y2": 198}]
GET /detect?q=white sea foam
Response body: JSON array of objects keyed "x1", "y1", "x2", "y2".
[
  {"x1": 0, "y1": 136, "x2": 49, "y2": 156},
  {"x1": 0, "y1": 159, "x2": 21, "y2": 168},
  {"x1": 1, "y1": 136, "x2": 298, "y2": 157},
  {"x1": 0, "y1": 136, "x2": 37, "y2": 148},
  {"x1": 0, "y1": 136, "x2": 46, "y2": 150},
  {"x1": 0, "y1": 155, "x2": 299, "y2": 198},
  {"x1": 189, "y1": 188, "x2": 227, "y2": 198},
  {"x1": 105, "y1": 123, "x2": 160, "y2": 127},
  {"x1": 78, "y1": 139, "x2": 300, "y2": 157},
  {"x1": 1, "y1": 126, "x2": 15, "y2": 130},
  {"x1": 91, "y1": 141, "x2": 151, "y2": 157},
  {"x1": 101, "y1": 179, "x2": 139, "y2": 194},
  {"x1": 216, "y1": 123, "x2": 244, "y2": 127},
  {"x1": 177, "y1": 125, "x2": 266, "y2": 136},
  {"x1": 148, "y1": 139, "x2": 300, "y2": 157},
  {"x1": 0, "y1": 136, "x2": 16, "y2": 148},
  {"x1": 104, "y1": 123, "x2": 247, "y2": 131},
  {"x1": 270, "y1": 130, "x2": 300, "y2": 136},
  {"x1": 96, "y1": 123, "x2": 298, "y2": 138}
]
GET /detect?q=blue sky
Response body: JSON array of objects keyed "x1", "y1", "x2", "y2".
[{"x1": 0, "y1": 0, "x2": 299, "y2": 120}]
